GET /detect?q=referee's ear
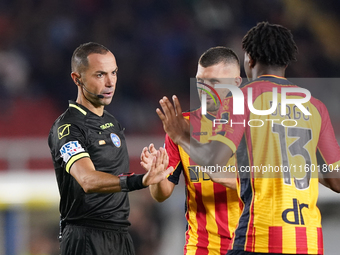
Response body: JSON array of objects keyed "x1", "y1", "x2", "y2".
[{"x1": 71, "y1": 72, "x2": 82, "y2": 87}]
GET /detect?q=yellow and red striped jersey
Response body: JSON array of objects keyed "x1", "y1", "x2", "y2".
[
  {"x1": 166, "y1": 108, "x2": 240, "y2": 255},
  {"x1": 210, "y1": 75, "x2": 340, "y2": 254}
]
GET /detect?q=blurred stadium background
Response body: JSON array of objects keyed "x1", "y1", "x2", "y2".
[{"x1": 0, "y1": 0, "x2": 339, "y2": 254}]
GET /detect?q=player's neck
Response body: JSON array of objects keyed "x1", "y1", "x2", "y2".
[{"x1": 252, "y1": 64, "x2": 286, "y2": 80}]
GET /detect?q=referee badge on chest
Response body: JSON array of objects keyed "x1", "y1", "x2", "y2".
[{"x1": 110, "y1": 133, "x2": 121, "y2": 147}]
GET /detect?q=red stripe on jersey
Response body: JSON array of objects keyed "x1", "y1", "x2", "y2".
[
  {"x1": 247, "y1": 219, "x2": 256, "y2": 252},
  {"x1": 317, "y1": 227, "x2": 323, "y2": 255},
  {"x1": 195, "y1": 247, "x2": 212, "y2": 255},
  {"x1": 237, "y1": 178, "x2": 244, "y2": 210},
  {"x1": 295, "y1": 227, "x2": 308, "y2": 254},
  {"x1": 165, "y1": 134, "x2": 181, "y2": 169},
  {"x1": 213, "y1": 182, "x2": 231, "y2": 254},
  {"x1": 184, "y1": 225, "x2": 190, "y2": 254},
  {"x1": 194, "y1": 183, "x2": 209, "y2": 255},
  {"x1": 268, "y1": 226, "x2": 283, "y2": 253}
]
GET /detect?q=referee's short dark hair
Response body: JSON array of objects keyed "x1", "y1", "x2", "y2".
[
  {"x1": 242, "y1": 22, "x2": 298, "y2": 67},
  {"x1": 71, "y1": 42, "x2": 110, "y2": 74},
  {"x1": 198, "y1": 46, "x2": 240, "y2": 68}
]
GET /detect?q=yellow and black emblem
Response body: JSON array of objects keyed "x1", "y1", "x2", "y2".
[
  {"x1": 58, "y1": 124, "x2": 71, "y2": 139},
  {"x1": 100, "y1": 122, "x2": 114, "y2": 130}
]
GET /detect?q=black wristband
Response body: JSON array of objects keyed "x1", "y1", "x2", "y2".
[
  {"x1": 119, "y1": 175, "x2": 129, "y2": 192},
  {"x1": 119, "y1": 173, "x2": 147, "y2": 192}
]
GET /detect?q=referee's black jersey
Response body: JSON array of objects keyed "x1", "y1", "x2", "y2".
[{"x1": 48, "y1": 101, "x2": 130, "y2": 227}]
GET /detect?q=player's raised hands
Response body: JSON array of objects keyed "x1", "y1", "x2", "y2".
[
  {"x1": 140, "y1": 143, "x2": 158, "y2": 171},
  {"x1": 156, "y1": 95, "x2": 190, "y2": 145},
  {"x1": 142, "y1": 147, "x2": 173, "y2": 186}
]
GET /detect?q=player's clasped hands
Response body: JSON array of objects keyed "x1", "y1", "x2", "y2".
[{"x1": 141, "y1": 144, "x2": 174, "y2": 186}]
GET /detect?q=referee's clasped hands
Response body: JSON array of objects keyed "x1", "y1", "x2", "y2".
[{"x1": 140, "y1": 144, "x2": 174, "y2": 186}]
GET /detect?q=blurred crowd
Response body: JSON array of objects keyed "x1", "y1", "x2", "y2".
[{"x1": 0, "y1": 0, "x2": 339, "y2": 136}]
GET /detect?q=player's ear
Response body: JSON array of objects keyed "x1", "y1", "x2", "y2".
[
  {"x1": 235, "y1": 76, "x2": 242, "y2": 87},
  {"x1": 248, "y1": 54, "x2": 256, "y2": 68}
]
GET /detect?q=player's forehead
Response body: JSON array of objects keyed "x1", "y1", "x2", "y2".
[
  {"x1": 196, "y1": 62, "x2": 239, "y2": 80},
  {"x1": 86, "y1": 52, "x2": 117, "y2": 73}
]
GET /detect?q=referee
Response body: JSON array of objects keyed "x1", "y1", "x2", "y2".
[{"x1": 48, "y1": 42, "x2": 172, "y2": 255}]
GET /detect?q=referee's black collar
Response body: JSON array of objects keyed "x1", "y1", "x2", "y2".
[
  {"x1": 68, "y1": 101, "x2": 109, "y2": 118},
  {"x1": 68, "y1": 100, "x2": 90, "y2": 116}
]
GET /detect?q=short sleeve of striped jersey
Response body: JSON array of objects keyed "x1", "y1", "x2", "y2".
[
  {"x1": 164, "y1": 134, "x2": 182, "y2": 185},
  {"x1": 56, "y1": 123, "x2": 90, "y2": 173},
  {"x1": 316, "y1": 100, "x2": 340, "y2": 169}
]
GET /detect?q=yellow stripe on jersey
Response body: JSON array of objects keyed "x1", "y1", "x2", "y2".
[
  {"x1": 69, "y1": 103, "x2": 87, "y2": 115},
  {"x1": 66, "y1": 152, "x2": 90, "y2": 173}
]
